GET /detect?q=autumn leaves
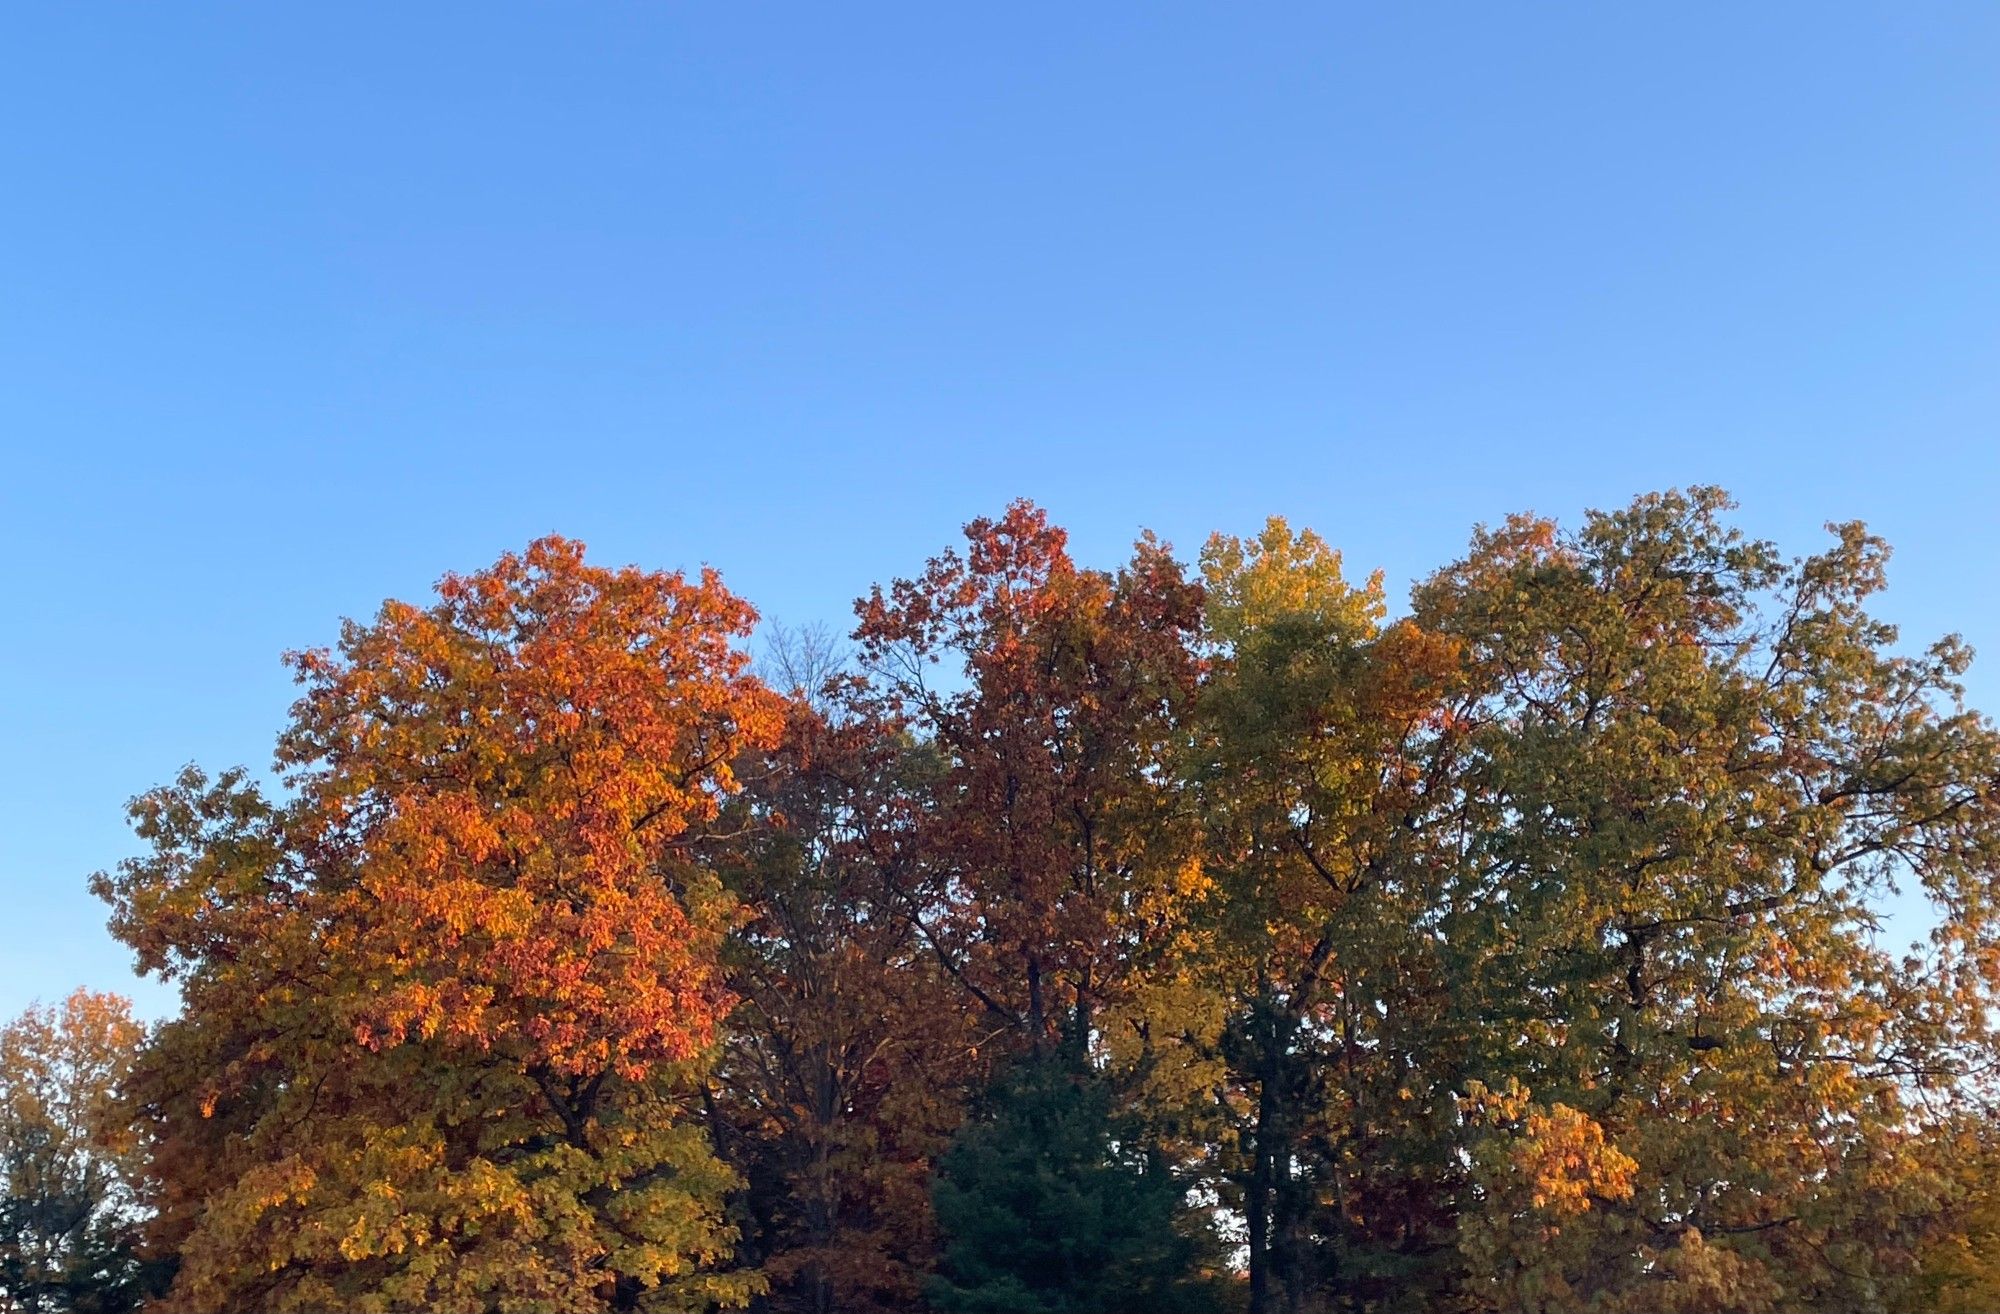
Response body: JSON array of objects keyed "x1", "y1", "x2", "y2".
[
  {"x1": 95, "y1": 539, "x2": 782, "y2": 1312},
  {"x1": 79, "y1": 491, "x2": 2000, "y2": 1313}
]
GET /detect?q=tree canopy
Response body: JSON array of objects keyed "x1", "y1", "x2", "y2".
[{"x1": 22, "y1": 490, "x2": 2000, "y2": 1314}]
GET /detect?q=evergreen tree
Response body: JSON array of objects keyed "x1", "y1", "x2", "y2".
[{"x1": 928, "y1": 1046, "x2": 1227, "y2": 1314}]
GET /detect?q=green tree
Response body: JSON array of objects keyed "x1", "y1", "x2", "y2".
[
  {"x1": 1413, "y1": 488, "x2": 2000, "y2": 1312},
  {"x1": 928, "y1": 1046, "x2": 1227, "y2": 1314}
]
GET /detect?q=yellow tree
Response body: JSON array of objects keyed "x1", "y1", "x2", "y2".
[
  {"x1": 1912, "y1": 1110, "x2": 2000, "y2": 1312},
  {"x1": 1190, "y1": 518, "x2": 1464, "y2": 1314},
  {"x1": 0, "y1": 989, "x2": 152, "y2": 1313},
  {"x1": 94, "y1": 537, "x2": 784, "y2": 1313}
]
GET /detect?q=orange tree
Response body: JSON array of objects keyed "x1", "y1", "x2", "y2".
[{"x1": 94, "y1": 537, "x2": 783, "y2": 1313}]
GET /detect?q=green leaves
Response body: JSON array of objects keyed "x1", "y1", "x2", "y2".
[
  {"x1": 929, "y1": 1049, "x2": 1225, "y2": 1314},
  {"x1": 1408, "y1": 489, "x2": 2000, "y2": 1311}
]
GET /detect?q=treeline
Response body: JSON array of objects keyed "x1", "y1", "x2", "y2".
[{"x1": 8, "y1": 488, "x2": 2000, "y2": 1313}]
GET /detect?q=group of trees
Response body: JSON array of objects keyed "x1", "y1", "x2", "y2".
[{"x1": 9, "y1": 488, "x2": 2000, "y2": 1313}]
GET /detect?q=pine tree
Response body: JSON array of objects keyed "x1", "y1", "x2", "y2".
[{"x1": 928, "y1": 1045, "x2": 1227, "y2": 1314}]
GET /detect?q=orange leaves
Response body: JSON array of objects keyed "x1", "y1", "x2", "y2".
[
  {"x1": 1460, "y1": 1080, "x2": 1637, "y2": 1219},
  {"x1": 78, "y1": 497, "x2": 2000, "y2": 1312},
  {"x1": 98, "y1": 536, "x2": 779, "y2": 1310},
  {"x1": 1455, "y1": 1079, "x2": 1649, "y2": 1313},
  {"x1": 273, "y1": 535, "x2": 783, "y2": 1079},
  {"x1": 0, "y1": 988, "x2": 143, "y2": 1164}
]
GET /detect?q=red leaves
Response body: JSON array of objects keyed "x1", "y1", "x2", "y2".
[{"x1": 856, "y1": 501, "x2": 1204, "y2": 1044}]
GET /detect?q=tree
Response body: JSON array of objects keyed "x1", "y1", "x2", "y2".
[
  {"x1": 852, "y1": 501, "x2": 1206, "y2": 1052},
  {"x1": 1187, "y1": 519, "x2": 1464, "y2": 1314},
  {"x1": 1913, "y1": 1111, "x2": 2000, "y2": 1312},
  {"x1": 0, "y1": 990, "x2": 158, "y2": 1314},
  {"x1": 58, "y1": 492, "x2": 2000, "y2": 1313},
  {"x1": 1412, "y1": 489, "x2": 2000, "y2": 1311},
  {"x1": 707, "y1": 626, "x2": 980, "y2": 1313},
  {"x1": 927, "y1": 1045, "x2": 1227, "y2": 1314},
  {"x1": 92, "y1": 536, "x2": 784, "y2": 1313},
  {"x1": 854, "y1": 505, "x2": 1221, "y2": 1309}
]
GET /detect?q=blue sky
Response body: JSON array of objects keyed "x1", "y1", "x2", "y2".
[{"x1": 2, "y1": 5, "x2": 1996, "y2": 1019}]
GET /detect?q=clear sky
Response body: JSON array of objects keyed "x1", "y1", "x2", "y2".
[{"x1": 3, "y1": 5, "x2": 1996, "y2": 1020}]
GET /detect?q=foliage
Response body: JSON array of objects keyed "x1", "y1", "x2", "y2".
[
  {"x1": 1914, "y1": 1112, "x2": 2000, "y2": 1312},
  {"x1": 707, "y1": 626, "x2": 978, "y2": 1313},
  {"x1": 1187, "y1": 518, "x2": 1465, "y2": 1314},
  {"x1": 1413, "y1": 489, "x2": 2000, "y2": 1312},
  {"x1": 928, "y1": 1046, "x2": 1228, "y2": 1314},
  {"x1": 91, "y1": 537, "x2": 782, "y2": 1312},
  {"x1": 0, "y1": 991, "x2": 159, "y2": 1314},
  {"x1": 63, "y1": 494, "x2": 2000, "y2": 1312},
  {"x1": 853, "y1": 501, "x2": 1206, "y2": 1050}
]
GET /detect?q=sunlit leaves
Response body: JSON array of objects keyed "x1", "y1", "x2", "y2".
[
  {"x1": 69, "y1": 494, "x2": 2000, "y2": 1313},
  {"x1": 0, "y1": 990, "x2": 153, "y2": 1313},
  {"x1": 96, "y1": 537, "x2": 780, "y2": 1312}
]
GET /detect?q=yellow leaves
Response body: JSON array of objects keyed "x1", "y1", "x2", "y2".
[
  {"x1": 2, "y1": 992, "x2": 140, "y2": 1155},
  {"x1": 1460, "y1": 1076, "x2": 1530, "y2": 1122},
  {"x1": 1457, "y1": 1081, "x2": 1661, "y2": 1312},
  {"x1": 1629, "y1": 1228, "x2": 1784, "y2": 1314},
  {"x1": 1201, "y1": 516, "x2": 1386, "y2": 649},
  {"x1": 156, "y1": 1089, "x2": 759, "y2": 1312},
  {"x1": 0, "y1": 989, "x2": 148, "y2": 1299},
  {"x1": 1171, "y1": 854, "x2": 1212, "y2": 900},
  {"x1": 233, "y1": 1157, "x2": 318, "y2": 1214},
  {"x1": 84, "y1": 497, "x2": 2000, "y2": 1311},
  {"x1": 1460, "y1": 1079, "x2": 1636, "y2": 1220},
  {"x1": 1517, "y1": 1104, "x2": 1637, "y2": 1216}
]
